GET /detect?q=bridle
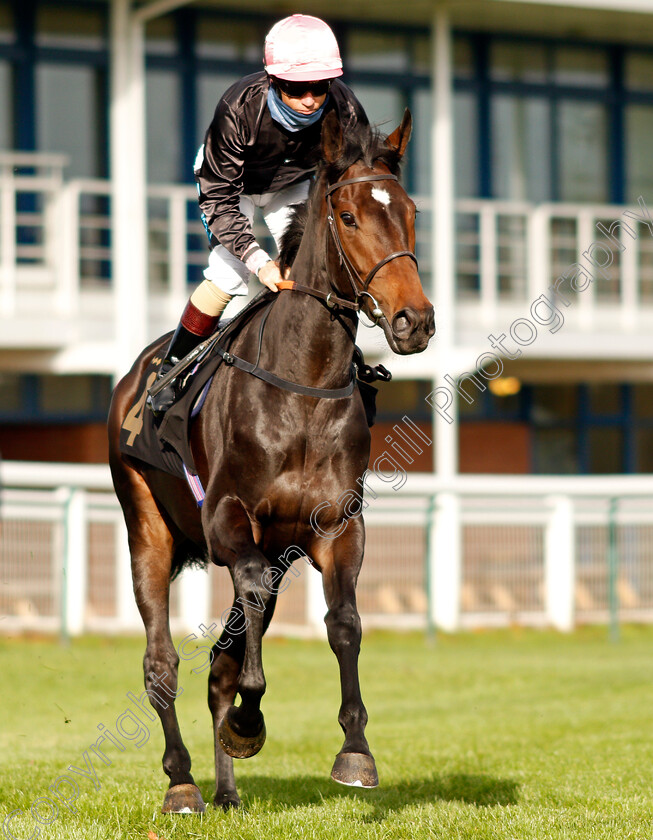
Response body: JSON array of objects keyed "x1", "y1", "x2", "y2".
[
  {"x1": 324, "y1": 172, "x2": 418, "y2": 323},
  {"x1": 152, "y1": 173, "x2": 415, "y2": 403}
]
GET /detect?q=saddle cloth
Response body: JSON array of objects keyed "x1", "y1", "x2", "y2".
[
  {"x1": 117, "y1": 292, "x2": 272, "y2": 491},
  {"x1": 118, "y1": 290, "x2": 379, "y2": 504}
]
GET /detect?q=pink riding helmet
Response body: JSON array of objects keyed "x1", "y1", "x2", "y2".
[{"x1": 264, "y1": 14, "x2": 343, "y2": 81}]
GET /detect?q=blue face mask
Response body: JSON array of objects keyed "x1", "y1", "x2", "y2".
[{"x1": 267, "y1": 85, "x2": 329, "y2": 132}]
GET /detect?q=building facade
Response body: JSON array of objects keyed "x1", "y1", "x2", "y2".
[{"x1": 2, "y1": 0, "x2": 653, "y2": 478}]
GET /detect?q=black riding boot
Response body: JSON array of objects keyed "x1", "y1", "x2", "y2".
[
  {"x1": 148, "y1": 294, "x2": 226, "y2": 414},
  {"x1": 148, "y1": 322, "x2": 205, "y2": 415}
]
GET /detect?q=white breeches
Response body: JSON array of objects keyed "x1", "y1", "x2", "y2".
[{"x1": 203, "y1": 179, "x2": 311, "y2": 296}]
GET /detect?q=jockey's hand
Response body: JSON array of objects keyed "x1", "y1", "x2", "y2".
[{"x1": 258, "y1": 260, "x2": 283, "y2": 292}]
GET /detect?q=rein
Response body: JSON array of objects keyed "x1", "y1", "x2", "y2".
[{"x1": 180, "y1": 172, "x2": 416, "y2": 401}]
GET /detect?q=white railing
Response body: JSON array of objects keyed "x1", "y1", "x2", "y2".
[
  {"x1": 2, "y1": 152, "x2": 653, "y2": 356},
  {"x1": 0, "y1": 152, "x2": 68, "y2": 315},
  {"x1": 2, "y1": 461, "x2": 653, "y2": 637},
  {"x1": 453, "y1": 198, "x2": 653, "y2": 338}
]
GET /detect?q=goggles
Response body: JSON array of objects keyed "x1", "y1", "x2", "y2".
[{"x1": 273, "y1": 77, "x2": 332, "y2": 98}]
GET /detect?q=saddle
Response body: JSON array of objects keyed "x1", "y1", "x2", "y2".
[{"x1": 118, "y1": 289, "x2": 388, "y2": 503}]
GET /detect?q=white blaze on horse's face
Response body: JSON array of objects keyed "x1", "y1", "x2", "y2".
[{"x1": 371, "y1": 186, "x2": 391, "y2": 207}]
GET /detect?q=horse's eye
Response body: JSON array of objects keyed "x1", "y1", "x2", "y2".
[{"x1": 340, "y1": 212, "x2": 356, "y2": 228}]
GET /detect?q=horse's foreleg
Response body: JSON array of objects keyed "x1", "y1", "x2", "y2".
[
  {"x1": 315, "y1": 525, "x2": 378, "y2": 788},
  {"x1": 208, "y1": 588, "x2": 279, "y2": 808},
  {"x1": 206, "y1": 498, "x2": 274, "y2": 759}
]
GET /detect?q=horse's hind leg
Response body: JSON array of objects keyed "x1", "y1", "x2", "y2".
[
  {"x1": 208, "y1": 645, "x2": 242, "y2": 810},
  {"x1": 120, "y1": 474, "x2": 205, "y2": 814},
  {"x1": 313, "y1": 524, "x2": 378, "y2": 788}
]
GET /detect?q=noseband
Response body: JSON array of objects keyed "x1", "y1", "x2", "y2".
[{"x1": 325, "y1": 173, "x2": 418, "y2": 321}]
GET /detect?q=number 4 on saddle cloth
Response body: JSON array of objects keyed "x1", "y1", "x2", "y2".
[{"x1": 118, "y1": 292, "x2": 389, "y2": 507}]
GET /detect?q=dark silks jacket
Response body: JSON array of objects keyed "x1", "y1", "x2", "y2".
[{"x1": 195, "y1": 71, "x2": 369, "y2": 265}]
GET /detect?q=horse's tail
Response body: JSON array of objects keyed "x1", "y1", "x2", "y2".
[{"x1": 171, "y1": 539, "x2": 209, "y2": 581}]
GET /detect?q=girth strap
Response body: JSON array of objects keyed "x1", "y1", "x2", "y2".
[{"x1": 215, "y1": 345, "x2": 357, "y2": 399}]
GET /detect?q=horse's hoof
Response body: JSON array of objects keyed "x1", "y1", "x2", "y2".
[
  {"x1": 213, "y1": 790, "x2": 241, "y2": 811},
  {"x1": 218, "y1": 705, "x2": 266, "y2": 759},
  {"x1": 161, "y1": 783, "x2": 206, "y2": 814},
  {"x1": 331, "y1": 752, "x2": 379, "y2": 788}
]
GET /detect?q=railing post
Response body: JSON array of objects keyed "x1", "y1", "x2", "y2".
[
  {"x1": 306, "y1": 563, "x2": 328, "y2": 637},
  {"x1": 479, "y1": 203, "x2": 498, "y2": 327},
  {"x1": 528, "y1": 203, "x2": 548, "y2": 301},
  {"x1": 620, "y1": 224, "x2": 638, "y2": 332},
  {"x1": 61, "y1": 487, "x2": 88, "y2": 639},
  {"x1": 545, "y1": 494, "x2": 575, "y2": 631},
  {"x1": 577, "y1": 210, "x2": 595, "y2": 331},
  {"x1": 607, "y1": 497, "x2": 620, "y2": 643},
  {"x1": 178, "y1": 566, "x2": 210, "y2": 634},
  {"x1": 169, "y1": 189, "x2": 188, "y2": 305},
  {"x1": 116, "y1": 518, "x2": 141, "y2": 631},
  {"x1": 54, "y1": 182, "x2": 79, "y2": 316},
  {"x1": 0, "y1": 164, "x2": 17, "y2": 316},
  {"x1": 428, "y1": 491, "x2": 461, "y2": 632}
]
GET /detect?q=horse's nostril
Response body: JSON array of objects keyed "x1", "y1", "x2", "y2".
[{"x1": 392, "y1": 309, "x2": 416, "y2": 338}]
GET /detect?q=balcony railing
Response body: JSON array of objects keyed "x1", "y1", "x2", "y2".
[{"x1": 2, "y1": 152, "x2": 652, "y2": 356}]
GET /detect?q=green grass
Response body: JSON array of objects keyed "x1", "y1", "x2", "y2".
[{"x1": 2, "y1": 626, "x2": 653, "y2": 839}]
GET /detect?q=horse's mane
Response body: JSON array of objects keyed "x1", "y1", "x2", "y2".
[{"x1": 278, "y1": 122, "x2": 403, "y2": 274}]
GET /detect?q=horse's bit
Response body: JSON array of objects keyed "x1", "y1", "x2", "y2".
[{"x1": 325, "y1": 173, "x2": 418, "y2": 324}]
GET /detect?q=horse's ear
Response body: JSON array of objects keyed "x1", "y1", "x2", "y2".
[
  {"x1": 385, "y1": 109, "x2": 412, "y2": 161},
  {"x1": 322, "y1": 111, "x2": 344, "y2": 163}
]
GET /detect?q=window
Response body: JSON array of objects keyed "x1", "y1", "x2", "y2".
[
  {"x1": 532, "y1": 385, "x2": 577, "y2": 423},
  {"x1": 375, "y1": 380, "x2": 433, "y2": 423},
  {"x1": 588, "y1": 428, "x2": 623, "y2": 473},
  {"x1": 0, "y1": 60, "x2": 11, "y2": 148},
  {"x1": 196, "y1": 18, "x2": 262, "y2": 61},
  {"x1": 490, "y1": 42, "x2": 547, "y2": 83},
  {"x1": 553, "y1": 47, "x2": 608, "y2": 87},
  {"x1": 0, "y1": 375, "x2": 112, "y2": 422},
  {"x1": 453, "y1": 92, "x2": 479, "y2": 198},
  {"x1": 461, "y1": 36, "x2": 647, "y2": 204},
  {"x1": 147, "y1": 69, "x2": 182, "y2": 183},
  {"x1": 146, "y1": 16, "x2": 177, "y2": 57},
  {"x1": 350, "y1": 83, "x2": 404, "y2": 134},
  {"x1": 36, "y1": 64, "x2": 104, "y2": 178},
  {"x1": 557, "y1": 101, "x2": 608, "y2": 203},
  {"x1": 458, "y1": 383, "x2": 653, "y2": 474},
  {"x1": 0, "y1": 373, "x2": 22, "y2": 413},
  {"x1": 492, "y1": 96, "x2": 550, "y2": 202},
  {"x1": 36, "y1": 7, "x2": 105, "y2": 50},
  {"x1": 636, "y1": 430, "x2": 653, "y2": 472},
  {"x1": 626, "y1": 105, "x2": 653, "y2": 203},
  {"x1": 588, "y1": 384, "x2": 622, "y2": 416},
  {"x1": 0, "y1": 1, "x2": 12, "y2": 44},
  {"x1": 347, "y1": 31, "x2": 410, "y2": 73},
  {"x1": 533, "y1": 428, "x2": 578, "y2": 474},
  {"x1": 634, "y1": 384, "x2": 653, "y2": 419},
  {"x1": 625, "y1": 53, "x2": 653, "y2": 92},
  {"x1": 196, "y1": 72, "x2": 240, "y2": 143}
]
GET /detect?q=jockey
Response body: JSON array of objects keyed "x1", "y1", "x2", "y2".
[{"x1": 149, "y1": 14, "x2": 369, "y2": 414}]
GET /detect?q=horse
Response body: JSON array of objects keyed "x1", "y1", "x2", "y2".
[{"x1": 107, "y1": 109, "x2": 435, "y2": 814}]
